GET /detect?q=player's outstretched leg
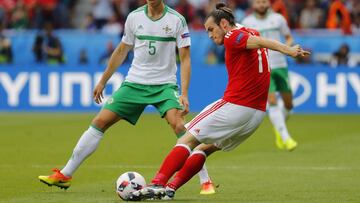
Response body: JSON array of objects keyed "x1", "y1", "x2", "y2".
[
  {"x1": 38, "y1": 109, "x2": 121, "y2": 189},
  {"x1": 38, "y1": 126, "x2": 103, "y2": 189},
  {"x1": 268, "y1": 104, "x2": 297, "y2": 151},
  {"x1": 165, "y1": 109, "x2": 216, "y2": 194}
]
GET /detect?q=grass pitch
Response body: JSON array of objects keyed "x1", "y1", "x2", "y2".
[{"x1": 0, "y1": 113, "x2": 359, "y2": 203}]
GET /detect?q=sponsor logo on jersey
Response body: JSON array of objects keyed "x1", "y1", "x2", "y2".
[
  {"x1": 181, "y1": 33, "x2": 190, "y2": 39},
  {"x1": 137, "y1": 25, "x2": 144, "y2": 30}
]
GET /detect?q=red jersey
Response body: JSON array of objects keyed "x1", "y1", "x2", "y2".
[{"x1": 223, "y1": 26, "x2": 270, "y2": 111}]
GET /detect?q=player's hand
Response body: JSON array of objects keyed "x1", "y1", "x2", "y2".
[
  {"x1": 179, "y1": 95, "x2": 189, "y2": 116},
  {"x1": 93, "y1": 83, "x2": 105, "y2": 104},
  {"x1": 289, "y1": 44, "x2": 311, "y2": 58}
]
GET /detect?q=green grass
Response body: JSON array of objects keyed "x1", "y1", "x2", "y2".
[{"x1": 0, "y1": 113, "x2": 360, "y2": 203}]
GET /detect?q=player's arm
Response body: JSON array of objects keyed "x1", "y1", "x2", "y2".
[
  {"x1": 93, "y1": 42, "x2": 133, "y2": 104},
  {"x1": 284, "y1": 34, "x2": 294, "y2": 47},
  {"x1": 246, "y1": 36, "x2": 310, "y2": 58},
  {"x1": 178, "y1": 46, "x2": 191, "y2": 115}
]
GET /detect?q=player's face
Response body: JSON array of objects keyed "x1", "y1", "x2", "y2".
[
  {"x1": 146, "y1": 0, "x2": 163, "y2": 7},
  {"x1": 253, "y1": 0, "x2": 270, "y2": 16},
  {"x1": 204, "y1": 17, "x2": 226, "y2": 45}
]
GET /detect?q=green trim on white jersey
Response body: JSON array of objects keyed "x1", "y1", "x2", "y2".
[
  {"x1": 167, "y1": 7, "x2": 186, "y2": 27},
  {"x1": 136, "y1": 35, "x2": 176, "y2": 42}
]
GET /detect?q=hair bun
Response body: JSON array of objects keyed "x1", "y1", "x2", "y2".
[{"x1": 215, "y1": 2, "x2": 226, "y2": 9}]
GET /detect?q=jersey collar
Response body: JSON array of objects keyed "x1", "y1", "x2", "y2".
[{"x1": 144, "y1": 4, "x2": 168, "y2": 22}]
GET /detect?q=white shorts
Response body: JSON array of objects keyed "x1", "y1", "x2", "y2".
[{"x1": 185, "y1": 99, "x2": 266, "y2": 151}]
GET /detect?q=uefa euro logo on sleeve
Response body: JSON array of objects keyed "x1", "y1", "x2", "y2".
[{"x1": 181, "y1": 33, "x2": 190, "y2": 39}]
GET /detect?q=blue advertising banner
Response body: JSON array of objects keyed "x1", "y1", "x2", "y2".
[{"x1": 0, "y1": 64, "x2": 359, "y2": 113}]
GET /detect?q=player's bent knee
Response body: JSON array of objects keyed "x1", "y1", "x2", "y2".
[
  {"x1": 168, "y1": 119, "x2": 185, "y2": 134},
  {"x1": 268, "y1": 95, "x2": 277, "y2": 105},
  {"x1": 284, "y1": 102, "x2": 293, "y2": 110},
  {"x1": 174, "y1": 123, "x2": 186, "y2": 135},
  {"x1": 195, "y1": 144, "x2": 219, "y2": 156},
  {"x1": 91, "y1": 117, "x2": 110, "y2": 132}
]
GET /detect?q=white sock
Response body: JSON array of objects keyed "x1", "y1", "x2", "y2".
[
  {"x1": 198, "y1": 164, "x2": 211, "y2": 184},
  {"x1": 268, "y1": 105, "x2": 290, "y2": 141},
  {"x1": 280, "y1": 105, "x2": 291, "y2": 121},
  {"x1": 61, "y1": 126, "x2": 103, "y2": 176}
]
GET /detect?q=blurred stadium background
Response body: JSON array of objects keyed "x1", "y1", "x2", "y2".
[{"x1": 0, "y1": 0, "x2": 360, "y2": 202}]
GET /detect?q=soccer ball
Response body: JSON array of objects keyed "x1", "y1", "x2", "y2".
[{"x1": 116, "y1": 171, "x2": 146, "y2": 200}]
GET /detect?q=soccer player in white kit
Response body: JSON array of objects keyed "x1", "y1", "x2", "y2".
[
  {"x1": 242, "y1": 0, "x2": 298, "y2": 151},
  {"x1": 38, "y1": 0, "x2": 215, "y2": 194},
  {"x1": 130, "y1": 3, "x2": 310, "y2": 201}
]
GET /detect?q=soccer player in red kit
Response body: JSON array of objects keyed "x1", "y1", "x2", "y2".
[{"x1": 130, "y1": 2, "x2": 310, "y2": 201}]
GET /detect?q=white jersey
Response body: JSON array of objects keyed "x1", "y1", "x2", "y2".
[
  {"x1": 121, "y1": 5, "x2": 191, "y2": 85},
  {"x1": 242, "y1": 11, "x2": 291, "y2": 69}
]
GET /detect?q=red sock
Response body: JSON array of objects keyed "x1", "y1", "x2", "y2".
[
  {"x1": 167, "y1": 151, "x2": 206, "y2": 190},
  {"x1": 151, "y1": 144, "x2": 191, "y2": 186}
]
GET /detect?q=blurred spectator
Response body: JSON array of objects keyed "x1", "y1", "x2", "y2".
[
  {"x1": 101, "y1": 14, "x2": 122, "y2": 36},
  {"x1": 99, "y1": 41, "x2": 115, "y2": 64},
  {"x1": 188, "y1": 0, "x2": 207, "y2": 10},
  {"x1": 32, "y1": 0, "x2": 59, "y2": 29},
  {"x1": 228, "y1": 0, "x2": 246, "y2": 22},
  {"x1": 32, "y1": 23, "x2": 64, "y2": 64},
  {"x1": 52, "y1": 0, "x2": 71, "y2": 28},
  {"x1": 326, "y1": 0, "x2": 352, "y2": 35},
  {"x1": 10, "y1": 1, "x2": 28, "y2": 29},
  {"x1": 0, "y1": 24, "x2": 12, "y2": 64},
  {"x1": 299, "y1": 0, "x2": 324, "y2": 28},
  {"x1": 43, "y1": 23, "x2": 64, "y2": 64},
  {"x1": 63, "y1": 0, "x2": 79, "y2": 27},
  {"x1": 112, "y1": 0, "x2": 129, "y2": 23},
  {"x1": 330, "y1": 43, "x2": 357, "y2": 68},
  {"x1": 82, "y1": 13, "x2": 97, "y2": 31},
  {"x1": 0, "y1": 7, "x2": 5, "y2": 27},
  {"x1": 32, "y1": 34, "x2": 43, "y2": 62},
  {"x1": 190, "y1": 15, "x2": 204, "y2": 31},
  {"x1": 0, "y1": 0, "x2": 359, "y2": 31},
  {"x1": 92, "y1": 0, "x2": 114, "y2": 30},
  {"x1": 230, "y1": 0, "x2": 249, "y2": 10},
  {"x1": 272, "y1": 0, "x2": 290, "y2": 24},
  {"x1": 128, "y1": 0, "x2": 146, "y2": 11},
  {"x1": 351, "y1": 0, "x2": 360, "y2": 30},
  {"x1": 175, "y1": 0, "x2": 195, "y2": 24},
  {"x1": 166, "y1": 0, "x2": 179, "y2": 8},
  {"x1": 79, "y1": 48, "x2": 88, "y2": 64}
]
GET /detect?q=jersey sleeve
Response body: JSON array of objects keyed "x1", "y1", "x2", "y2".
[
  {"x1": 224, "y1": 30, "x2": 250, "y2": 51},
  {"x1": 279, "y1": 15, "x2": 291, "y2": 36},
  {"x1": 176, "y1": 19, "x2": 191, "y2": 48},
  {"x1": 121, "y1": 14, "x2": 135, "y2": 45}
]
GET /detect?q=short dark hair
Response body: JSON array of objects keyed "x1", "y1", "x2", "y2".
[{"x1": 206, "y1": 2, "x2": 236, "y2": 26}]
